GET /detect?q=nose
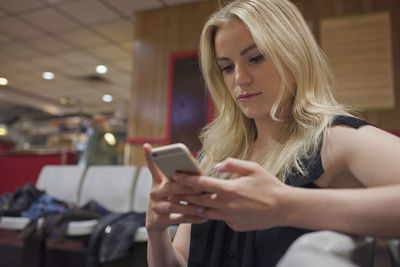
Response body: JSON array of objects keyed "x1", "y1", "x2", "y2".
[{"x1": 235, "y1": 64, "x2": 252, "y2": 87}]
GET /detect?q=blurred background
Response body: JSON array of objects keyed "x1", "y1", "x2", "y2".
[{"x1": 0, "y1": 0, "x2": 206, "y2": 168}]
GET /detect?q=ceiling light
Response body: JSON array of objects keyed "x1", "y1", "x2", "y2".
[
  {"x1": 102, "y1": 94, "x2": 113, "y2": 102},
  {"x1": 0, "y1": 77, "x2": 8, "y2": 86},
  {"x1": 96, "y1": 65, "x2": 108, "y2": 74},
  {"x1": 42, "y1": 72, "x2": 55, "y2": 80},
  {"x1": 104, "y1": 132, "x2": 116, "y2": 146}
]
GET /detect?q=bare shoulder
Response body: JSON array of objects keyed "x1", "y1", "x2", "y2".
[
  {"x1": 322, "y1": 123, "x2": 400, "y2": 187},
  {"x1": 173, "y1": 223, "x2": 192, "y2": 262}
]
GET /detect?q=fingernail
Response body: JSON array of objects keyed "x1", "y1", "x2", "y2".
[
  {"x1": 179, "y1": 200, "x2": 188, "y2": 206},
  {"x1": 214, "y1": 162, "x2": 223, "y2": 171}
]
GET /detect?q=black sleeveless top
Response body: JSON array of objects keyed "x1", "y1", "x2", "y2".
[{"x1": 188, "y1": 116, "x2": 370, "y2": 267}]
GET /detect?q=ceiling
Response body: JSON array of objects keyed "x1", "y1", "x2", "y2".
[{"x1": 0, "y1": 0, "x2": 205, "y2": 123}]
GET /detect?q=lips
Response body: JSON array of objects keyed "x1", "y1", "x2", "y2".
[{"x1": 237, "y1": 92, "x2": 262, "y2": 102}]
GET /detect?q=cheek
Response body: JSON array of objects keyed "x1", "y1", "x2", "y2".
[{"x1": 223, "y1": 75, "x2": 236, "y2": 98}]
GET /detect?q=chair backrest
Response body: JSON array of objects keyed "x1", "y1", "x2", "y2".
[
  {"x1": 132, "y1": 166, "x2": 152, "y2": 213},
  {"x1": 78, "y1": 166, "x2": 137, "y2": 213},
  {"x1": 36, "y1": 165, "x2": 86, "y2": 204}
]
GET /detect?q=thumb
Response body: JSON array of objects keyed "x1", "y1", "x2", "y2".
[
  {"x1": 214, "y1": 157, "x2": 260, "y2": 177},
  {"x1": 143, "y1": 143, "x2": 165, "y2": 184}
]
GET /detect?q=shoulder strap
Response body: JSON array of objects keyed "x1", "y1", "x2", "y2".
[{"x1": 331, "y1": 115, "x2": 370, "y2": 128}]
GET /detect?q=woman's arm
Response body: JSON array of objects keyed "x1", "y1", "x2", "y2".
[
  {"x1": 147, "y1": 224, "x2": 191, "y2": 267},
  {"x1": 170, "y1": 125, "x2": 400, "y2": 237},
  {"x1": 283, "y1": 183, "x2": 400, "y2": 238},
  {"x1": 321, "y1": 124, "x2": 400, "y2": 187},
  {"x1": 286, "y1": 124, "x2": 400, "y2": 237},
  {"x1": 144, "y1": 144, "x2": 206, "y2": 267}
]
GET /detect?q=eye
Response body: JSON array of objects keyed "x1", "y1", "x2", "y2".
[
  {"x1": 249, "y1": 54, "x2": 265, "y2": 64},
  {"x1": 220, "y1": 64, "x2": 234, "y2": 73}
]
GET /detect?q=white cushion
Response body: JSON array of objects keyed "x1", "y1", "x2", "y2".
[
  {"x1": 0, "y1": 216, "x2": 30, "y2": 230},
  {"x1": 78, "y1": 166, "x2": 137, "y2": 213},
  {"x1": 36, "y1": 165, "x2": 86, "y2": 204},
  {"x1": 66, "y1": 219, "x2": 99, "y2": 236},
  {"x1": 132, "y1": 166, "x2": 152, "y2": 213}
]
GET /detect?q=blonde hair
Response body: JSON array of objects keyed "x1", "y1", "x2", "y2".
[{"x1": 199, "y1": 0, "x2": 351, "y2": 181}]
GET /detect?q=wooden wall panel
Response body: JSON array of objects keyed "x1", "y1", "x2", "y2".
[
  {"x1": 128, "y1": 1, "x2": 217, "y2": 166},
  {"x1": 128, "y1": 0, "x2": 399, "y2": 166},
  {"x1": 293, "y1": 0, "x2": 400, "y2": 129}
]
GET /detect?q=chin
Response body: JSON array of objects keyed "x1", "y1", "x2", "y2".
[
  {"x1": 242, "y1": 112, "x2": 269, "y2": 120},
  {"x1": 239, "y1": 108, "x2": 266, "y2": 119}
]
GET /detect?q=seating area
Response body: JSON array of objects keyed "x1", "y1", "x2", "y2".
[
  {"x1": 0, "y1": 164, "x2": 162, "y2": 267},
  {"x1": 0, "y1": 164, "x2": 398, "y2": 267}
]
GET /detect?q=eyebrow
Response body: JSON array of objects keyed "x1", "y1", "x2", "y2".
[{"x1": 216, "y1": 44, "x2": 258, "y2": 61}]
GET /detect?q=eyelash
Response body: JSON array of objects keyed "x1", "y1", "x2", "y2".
[
  {"x1": 221, "y1": 64, "x2": 234, "y2": 72},
  {"x1": 220, "y1": 54, "x2": 265, "y2": 73},
  {"x1": 250, "y1": 54, "x2": 265, "y2": 63}
]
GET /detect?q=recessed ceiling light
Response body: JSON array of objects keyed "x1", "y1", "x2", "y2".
[
  {"x1": 42, "y1": 72, "x2": 55, "y2": 80},
  {"x1": 0, "y1": 77, "x2": 8, "y2": 86},
  {"x1": 102, "y1": 94, "x2": 113, "y2": 102},
  {"x1": 96, "y1": 65, "x2": 108, "y2": 74}
]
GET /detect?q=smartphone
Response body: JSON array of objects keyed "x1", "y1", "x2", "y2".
[{"x1": 150, "y1": 143, "x2": 203, "y2": 179}]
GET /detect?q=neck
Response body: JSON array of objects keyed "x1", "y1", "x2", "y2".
[
  {"x1": 247, "y1": 117, "x2": 287, "y2": 162},
  {"x1": 255, "y1": 116, "x2": 287, "y2": 145}
]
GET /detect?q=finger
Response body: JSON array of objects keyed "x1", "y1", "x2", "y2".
[
  {"x1": 143, "y1": 143, "x2": 165, "y2": 183},
  {"x1": 173, "y1": 173, "x2": 233, "y2": 194},
  {"x1": 170, "y1": 203, "x2": 227, "y2": 221},
  {"x1": 168, "y1": 213, "x2": 208, "y2": 225},
  {"x1": 152, "y1": 201, "x2": 206, "y2": 216},
  {"x1": 150, "y1": 182, "x2": 201, "y2": 200},
  {"x1": 214, "y1": 157, "x2": 261, "y2": 177},
  {"x1": 170, "y1": 193, "x2": 224, "y2": 210},
  {"x1": 200, "y1": 208, "x2": 227, "y2": 221}
]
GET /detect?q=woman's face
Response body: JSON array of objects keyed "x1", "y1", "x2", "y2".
[{"x1": 214, "y1": 19, "x2": 284, "y2": 120}]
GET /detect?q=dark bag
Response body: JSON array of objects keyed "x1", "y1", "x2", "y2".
[
  {"x1": 18, "y1": 194, "x2": 70, "y2": 240},
  {"x1": 86, "y1": 212, "x2": 146, "y2": 267},
  {"x1": 37, "y1": 200, "x2": 109, "y2": 243},
  {"x1": 0, "y1": 184, "x2": 44, "y2": 217}
]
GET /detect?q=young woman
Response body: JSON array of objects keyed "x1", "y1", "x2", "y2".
[{"x1": 144, "y1": 0, "x2": 400, "y2": 266}]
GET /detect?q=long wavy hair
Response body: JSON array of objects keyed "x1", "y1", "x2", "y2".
[{"x1": 198, "y1": 0, "x2": 351, "y2": 181}]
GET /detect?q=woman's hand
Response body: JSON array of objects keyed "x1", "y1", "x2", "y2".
[
  {"x1": 171, "y1": 157, "x2": 292, "y2": 231},
  {"x1": 143, "y1": 143, "x2": 207, "y2": 232}
]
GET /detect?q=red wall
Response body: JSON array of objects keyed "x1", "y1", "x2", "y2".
[{"x1": 0, "y1": 152, "x2": 76, "y2": 194}]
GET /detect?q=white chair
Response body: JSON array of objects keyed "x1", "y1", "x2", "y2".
[
  {"x1": 66, "y1": 165, "x2": 138, "y2": 236},
  {"x1": 132, "y1": 166, "x2": 178, "y2": 242},
  {"x1": 0, "y1": 165, "x2": 86, "y2": 230},
  {"x1": 277, "y1": 230, "x2": 375, "y2": 267},
  {"x1": 36, "y1": 165, "x2": 86, "y2": 204},
  {"x1": 132, "y1": 166, "x2": 152, "y2": 242},
  {"x1": 132, "y1": 166, "x2": 152, "y2": 213}
]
